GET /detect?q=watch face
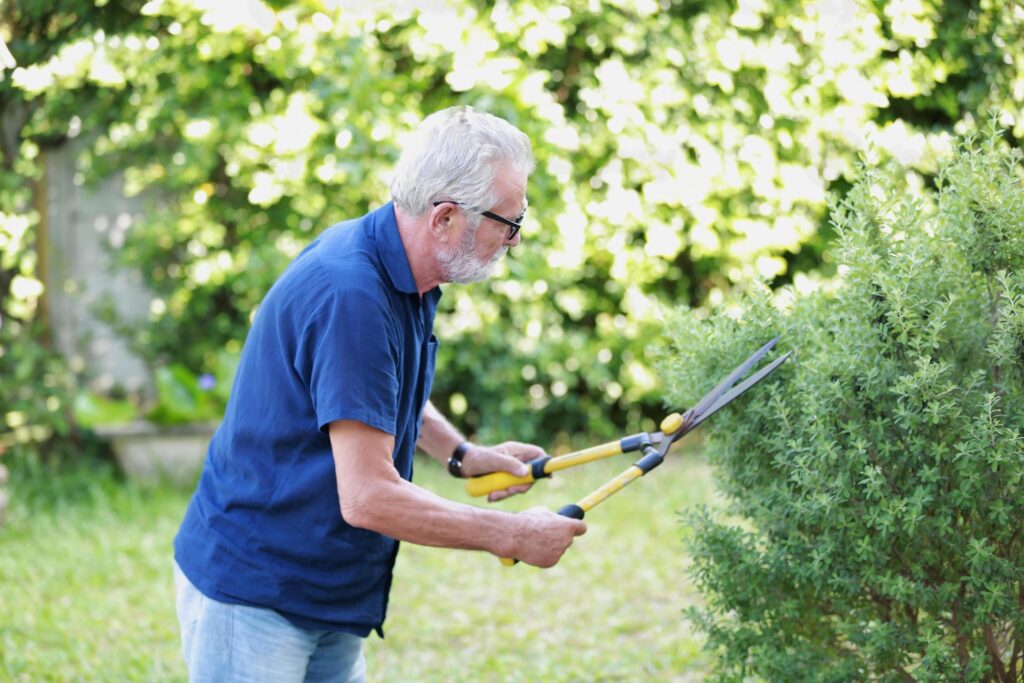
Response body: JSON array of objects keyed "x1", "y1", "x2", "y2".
[{"x1": 448, "y1": 442, "x2": 471, "y2": 477}]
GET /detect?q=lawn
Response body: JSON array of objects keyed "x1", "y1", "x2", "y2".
[{"x1": 0, "y1": 440, "x2": 717, "y2": 682}]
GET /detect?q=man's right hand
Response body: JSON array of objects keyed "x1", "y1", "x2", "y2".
[{"x1": 508, "y1": 507, "x2": 587, "y2": 568}]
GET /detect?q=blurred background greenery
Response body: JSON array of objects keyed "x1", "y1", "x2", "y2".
[
  {"x1": 2, "y1": 1, "x2": 1023, "y2": 680},
  {"x1": 1, "y1": 0, "x2": 1022, "y2": 461}
]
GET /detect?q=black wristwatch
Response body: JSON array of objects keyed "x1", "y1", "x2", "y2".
[{"x1": 447, "y1": 441, "x2": 473, "y2": 478}]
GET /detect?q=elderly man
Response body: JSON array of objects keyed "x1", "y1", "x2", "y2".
[{"x1": 172, "y1": 106, "x2": 586, "y2": 682}]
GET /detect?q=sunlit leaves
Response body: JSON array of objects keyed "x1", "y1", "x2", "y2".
[{"x1": 3, "y1": 0, "x2": 1023, "y2": 456}]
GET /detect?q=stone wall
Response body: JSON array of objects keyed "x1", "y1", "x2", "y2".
[{"x1": 42, "y1": 135, "x2": 153, "y2": 395}]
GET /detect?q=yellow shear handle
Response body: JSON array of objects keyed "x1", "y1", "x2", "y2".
[
  {"x1": 465, "y1": 470, "x2": 536, "y2": 497},
  {"x1": 498, "y1": 466, "x2": 647, "y2": 566},
  {"x1": 499, "y1": 436, "x2": 675, "y2": 567},
  {"x1": 465, "y1": 440, "x2": 629, "y2": 498},
  {"x1": 497, "y1": 414, "x2": 684, "y2": 566}
]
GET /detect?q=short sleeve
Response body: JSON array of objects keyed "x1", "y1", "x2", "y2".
[{"x1": 297, "y1": 287, "x2": 400, "y2": 435}]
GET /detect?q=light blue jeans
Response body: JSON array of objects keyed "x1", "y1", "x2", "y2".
[{"x1": 174, "y1": 561, "x2": 366, "y2": 683}]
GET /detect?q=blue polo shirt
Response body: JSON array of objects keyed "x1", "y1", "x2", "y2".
[{"x1": 174, "y1": 202, "x2": 441, "y2": 637}]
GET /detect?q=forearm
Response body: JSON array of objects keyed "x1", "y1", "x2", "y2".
[
  {"x1": 416, "y1": 400, "x2": 464, "y2": 465},
  {"x1": 343, "y1": 471, "x2": 520, "y2": 557},
  {"x1": 331, "y1": 419, "x2": 571, "y2": 563}
]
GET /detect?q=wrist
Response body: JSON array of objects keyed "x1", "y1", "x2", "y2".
[
  {"x1": 447, "y1": 440, "x2": 473, "y2": 478},
  {"x1": 490, "y1": 511, "x2": 526, "y2": 559}
]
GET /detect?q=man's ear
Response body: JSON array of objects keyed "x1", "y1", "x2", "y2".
[{"x1": 429, "y1": 203, "x2": 458, "y2": 243}]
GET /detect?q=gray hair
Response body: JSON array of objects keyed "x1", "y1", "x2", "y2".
[{"x1": 390, "y1": 106, "x2": 535, "y2": 219}]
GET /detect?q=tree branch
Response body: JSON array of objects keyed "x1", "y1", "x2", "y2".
[{"x1": 984, "y1": 623, "x2": 1008, "y2": 682}]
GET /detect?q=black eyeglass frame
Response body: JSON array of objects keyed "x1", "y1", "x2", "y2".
[{"x1": 432, "y1": 201, "x2": 526, "y2": 241}]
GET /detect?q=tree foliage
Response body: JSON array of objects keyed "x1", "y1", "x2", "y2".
[
  {"x1": 659, "y1": 125, "x2": 1024, "y2": 680},
  {"x1": 1, "y1": 0, "x2": 1023, "y2": 457},
  {"x1": 0, "y1": 0, "x2": 148, "y2": 461}
]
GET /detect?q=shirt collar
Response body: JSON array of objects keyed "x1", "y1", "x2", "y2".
[{"x1": 371, "y1": 201, "x2": 420, "y2": 295}]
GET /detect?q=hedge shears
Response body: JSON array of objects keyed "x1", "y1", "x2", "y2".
[{"x1": 468, "y1": 337, "x2": 792, "y2": 566}]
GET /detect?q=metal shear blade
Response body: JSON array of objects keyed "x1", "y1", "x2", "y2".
[{"x1": 673, "y1": 336, "x2": 792, "y2": 443}]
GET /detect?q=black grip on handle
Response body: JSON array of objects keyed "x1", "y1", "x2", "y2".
[
  {"x1": 557, "y1": 503, "x2": 586, "y2": 520},
  {"x1": 504, "y1": 504, "x2": 585, "y2": 566},
  {"x1": 530, "y1": 455, "x2": 553, "y2": 480}
]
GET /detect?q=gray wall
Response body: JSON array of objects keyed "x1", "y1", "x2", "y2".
[{"x1": 43, "y1": 135, "x2": 153, "y2": 394}]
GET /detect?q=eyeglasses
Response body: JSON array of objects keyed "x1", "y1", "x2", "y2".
[{"x1": 432, "y1": 201, "x2": 526, "y2": 241}]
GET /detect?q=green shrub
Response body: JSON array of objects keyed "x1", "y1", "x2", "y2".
[{"x1": 659, "y1": 125, "x2": 1024, "y2": 680}]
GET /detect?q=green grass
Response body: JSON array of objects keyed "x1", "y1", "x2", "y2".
[
  {"x1": 0, "y1": 444, "x2": 718, "y2": 682},
  {"x1": 0, "y1": 459, "x2": 187, "y2": 682}
]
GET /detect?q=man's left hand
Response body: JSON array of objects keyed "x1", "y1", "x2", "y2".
[{"x1": 460, "y1": 441, "x2": 544, "y2": 502}]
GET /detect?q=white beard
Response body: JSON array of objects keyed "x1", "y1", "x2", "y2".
[{"x1": 439, "y1": 226, "x2": 508, "y2": 284}]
